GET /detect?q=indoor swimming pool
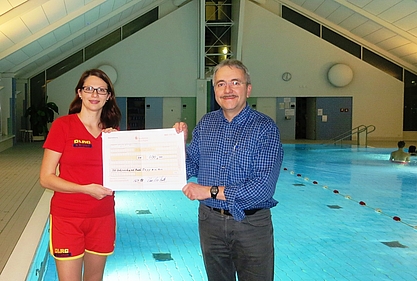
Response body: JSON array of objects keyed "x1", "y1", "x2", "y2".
[{"x1": 28, "y1": 144, "x2": 417, "y2": 280}]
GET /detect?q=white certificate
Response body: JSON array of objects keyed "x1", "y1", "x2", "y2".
[{"x1": 102, "y1": 128, "x2": 186, "y2": 191}]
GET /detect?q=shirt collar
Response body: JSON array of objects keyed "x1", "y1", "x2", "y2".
[{"x1": 218, "y1": 103, "x2": 251, "y2": 124}]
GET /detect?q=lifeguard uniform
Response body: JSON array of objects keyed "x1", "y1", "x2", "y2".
[{"x1": 43, "y1": 114, "x2": 115, "y2": 260}]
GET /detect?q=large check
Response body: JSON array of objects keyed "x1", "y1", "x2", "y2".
[{"x1": 102, "y1": 128, "x2": 186, "y2": 190}]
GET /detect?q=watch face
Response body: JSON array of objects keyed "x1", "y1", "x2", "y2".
[
  {"x1": 210, "y1": 186, "x2": 219, "y2": 199},
  {"x1": 210, "y1": 186, "x2": 219, "y2": 194}
]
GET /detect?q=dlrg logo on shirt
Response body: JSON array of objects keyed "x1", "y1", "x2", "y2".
[{"x1": 73, "y1": 139, "x2": 92, "y2": 148}]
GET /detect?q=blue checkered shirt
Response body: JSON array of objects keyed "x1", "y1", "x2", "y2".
[{"x1": 186, "y1": 105, "x2": 284, "y2": 221}]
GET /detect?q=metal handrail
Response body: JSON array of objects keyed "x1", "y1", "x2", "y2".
[
  {"x1": 362, "y1": 125, "x2": 376, "y2": 147},
  {"x1": 323, "y1": 125, "x2": 376, "y2": 147}
]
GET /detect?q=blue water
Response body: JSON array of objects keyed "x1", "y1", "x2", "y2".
[{"x1": 30, "y1": 144, "x2": 417, "y2": 280}]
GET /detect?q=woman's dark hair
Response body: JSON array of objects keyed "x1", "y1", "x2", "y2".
[{"x1": 69, "y1": 69, "x2": 121, "y2": 129}]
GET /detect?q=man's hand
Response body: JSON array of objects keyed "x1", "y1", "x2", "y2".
[{"x1": 173, "y1": 122, "x2": 188, "y2": 143}]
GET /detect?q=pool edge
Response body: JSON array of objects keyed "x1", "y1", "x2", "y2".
[{"x1": 0, "y1": 190, "x2": 52, "y2": 281}]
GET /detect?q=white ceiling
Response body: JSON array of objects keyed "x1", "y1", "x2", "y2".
[
  {"x1": 0, "y1": 0, "x2": 161, "y2": 78},
  {"x1": 1, "y1": 0, "x2": 417, "y2": 79},
  {"x1": 282, "y1": 0, "x2": 417, "y2": 75}
]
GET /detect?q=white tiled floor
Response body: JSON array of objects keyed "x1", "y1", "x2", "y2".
[{"x1": 0, "y1": 141, "x2": 44, "y2": 276}]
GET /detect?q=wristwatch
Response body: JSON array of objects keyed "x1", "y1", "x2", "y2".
[{"x1": 210, "y1": 186, "x2": 219, "y2": 199}]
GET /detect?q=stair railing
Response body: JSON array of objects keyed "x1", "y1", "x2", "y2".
[{"x1": 323, "y1": 125, "x2": 376, "y2": 147}]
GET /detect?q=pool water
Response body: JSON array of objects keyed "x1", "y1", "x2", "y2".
[{"x1": 31, "y1": 144, "x2": 417, "y2": 280}]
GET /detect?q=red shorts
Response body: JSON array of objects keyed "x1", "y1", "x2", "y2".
[{"x1": 49, "y1": 213, "x2": 116, "y2": 260}]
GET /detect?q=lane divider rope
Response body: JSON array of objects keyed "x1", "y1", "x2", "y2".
[{"x1": 282, "y1": 167, "x2": 417, "y2": 230}]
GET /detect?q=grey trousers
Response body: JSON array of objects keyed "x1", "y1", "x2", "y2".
[{"x1": 198, "y1": 204, "x2": 274, "y2": 281}]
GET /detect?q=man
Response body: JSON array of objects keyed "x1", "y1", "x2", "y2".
[
  {"x1": 390, "y1": 140, "x2": 410, "y2": 162},
  {"x1": 174, "y1": 59, "x2": 284, "y2": 281}
]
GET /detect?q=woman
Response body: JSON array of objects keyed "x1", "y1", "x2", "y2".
[{"x1": 40, "y1": 69, "x2": 121, "y2": 281}]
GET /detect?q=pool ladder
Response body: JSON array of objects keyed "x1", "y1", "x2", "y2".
[{"x1": 324, "y1": 125, "x2": 376, "y2": 147}]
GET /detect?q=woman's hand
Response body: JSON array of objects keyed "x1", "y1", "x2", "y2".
[
  {"x1": 85, "y1": 184, "x2": 113, "y2": 200},
  {"x1": 102, "y1": 127, "x2": 118, "y2": 133}
]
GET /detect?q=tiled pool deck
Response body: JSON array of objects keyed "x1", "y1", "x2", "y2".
[{"x1": 5, "y1": 143, "x2": 417, "y2": 280}]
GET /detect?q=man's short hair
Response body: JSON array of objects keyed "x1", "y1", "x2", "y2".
[
  {"x1": 398, "y1": 141, "x2": 405, "y2": 148},
  {"x1": 212, "y1": 59, "x2": 251, "y2": 86}
]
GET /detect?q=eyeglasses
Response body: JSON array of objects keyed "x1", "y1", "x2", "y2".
[
  {"x1": 215, "y1": 80, "x2": 246, "y2": 89},
  {"x1": 82, "y1": 86, "x2": 108, "y2": 95}
]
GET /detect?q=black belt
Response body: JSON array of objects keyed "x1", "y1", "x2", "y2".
[{"x1": 209, "y1": 206, "x2": 262, "y2": 216}]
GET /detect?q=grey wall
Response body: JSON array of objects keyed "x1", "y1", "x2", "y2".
[
  {"x1": 145, "y1": 97, "x2": 163, "y2": 129},
  {"x1": 315, "y1": 97, "x2": 352, "y2": 140},
  {"x1": 276, "y1": 97, "x2": 296, "y2": 140},
  {"x1": 116, "y1": 97, "x2": 127, "y2": 131}
]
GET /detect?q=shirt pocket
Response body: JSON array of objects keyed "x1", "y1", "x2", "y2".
[{"x1": 229, "y1": 142, "x2": 253, "y2": 181}]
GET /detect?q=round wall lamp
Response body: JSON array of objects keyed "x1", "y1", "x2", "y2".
[
  {"x1": 327, "y1": 63, "x2": 353, "y2": 87},
  {"x1": 98, "y1": 65, "x2": 118, "y2": 84}
]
